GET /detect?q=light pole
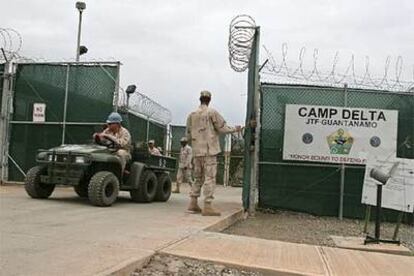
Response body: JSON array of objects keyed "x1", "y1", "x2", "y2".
[{"x1": 75, "y1": 2, "x2": 86, "y2": 62}]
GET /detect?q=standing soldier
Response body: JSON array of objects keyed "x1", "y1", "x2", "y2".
[
  {"x1": 186, "y1": 90, "x2": 241, "y2": 216},
  {"x1": 173, "y1": 137, "x2": 193, "y2": 193}
]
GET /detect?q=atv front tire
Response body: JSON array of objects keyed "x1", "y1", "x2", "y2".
[
  {"x1": 88, "y1": 171, "x2": 119, "y2": 207},
  {"x1": 24, "y1": 166, "x2": 55, "y2": 199}
]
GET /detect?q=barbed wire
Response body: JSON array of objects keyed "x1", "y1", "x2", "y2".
[
  {"x1": 119, "y1": 88, "x2": 172, "y2": 125},
  {"x1": 92, "y1": 61, "x2": 172, "y2": 125},
  {"x1": 8, "y1": 56, "x2": 120, "y2": 63},
  {"x1": 228, "y1": 15, "x2": 256, "y2": 72},
  {"x1": 262, "y1": 43, "x2": 414, "y2": 92}
]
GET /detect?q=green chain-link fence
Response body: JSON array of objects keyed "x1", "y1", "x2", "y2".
[
  {"x1": 124, "y1": 112, "x2": 166, "y2": 149},
  {"x1": 229, "y1": 134, "x2": 244, "y2": 187},
  {"x1": 259, "y1": 83, "x2": 414, "y2": 222},
  {"x1": 169, "y1": 125, "x2": 186, "y2": 181},
  {"x1": 171, "y1": 125, "x2": 186, "y2": 153},
  {"x1": 7, "y1": 63, "x2": 120, "y2": 181}
]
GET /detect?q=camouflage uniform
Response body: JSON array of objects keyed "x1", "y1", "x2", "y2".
[
  {"x1": 177, "y1": 144, "x2": 193, "y2": 187},
  {"x1": 103, "y1": 126, "x2": 131, "y2": 171},
  {"x1": 148, "y1": 140, "x2": 162, "y2": 156},
  {"x1": 148, "y1": 147, "x2": 162, "y2": 156},
  {"x1": 186, "y1": 104, "x2": 237, "y2": 203}
]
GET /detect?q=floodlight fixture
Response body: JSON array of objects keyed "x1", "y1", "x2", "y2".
[{"x1": 76, "y1": 2, "x2": 86, "y2": 12}]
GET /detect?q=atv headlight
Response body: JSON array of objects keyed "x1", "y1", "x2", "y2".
[
  {"x1": 75, "y1": 156, "x2": 86, "y2": 164},
  {"x1": 47, "y1": 154, "x2": 54, "y2": 161},
  {"x1": 36, "y1": 152, "x2": 47, "y2": 161}
]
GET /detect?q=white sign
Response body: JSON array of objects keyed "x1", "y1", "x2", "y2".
[
  {"x1": 362, "y1": 156, "x2": 414, "y2": 213},
  {"x1": 33, "y1": 103, "x2": 46, "y2": 122},
  {"x1": 283, "y1": 104, "x2": 398, "y2": 165}
]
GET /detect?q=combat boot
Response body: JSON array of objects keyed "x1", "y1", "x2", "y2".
[
  {"x1": 172, "y1": 183, "x2": 180, "y2": 193},
  {"x1": 187, "y1": 197, "x2": 202, "y2": 213},
  {"x1": 202, "y1": 202, "x2": 221, "y2": 216}
]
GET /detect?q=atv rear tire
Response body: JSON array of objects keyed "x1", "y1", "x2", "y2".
[
  {"x1": 25, "y1": 166, "x2": 55, "y2": 199},
  {"x1": 74, "y1": 182, "x2": 89, "y2": 198},
  {"x1": 88, "y1": 171, "x2": 119, "y2": 207},
  {"x1": 155, "y1": 173, "x2": 172, "y2": 202},
  {"x1": 130, "y1": 170, "x2": 157, "y2": 203}
]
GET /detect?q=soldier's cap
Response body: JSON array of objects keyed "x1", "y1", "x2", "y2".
[
  {"x1": 148, "y1": 140, "x2": 155, "y2": 144},
  {"x1": 106, "y1": 112, "x2": 122, "y2": 124},
  {"x1": 200, "y1": 90, "x2": 212, "y2": 98},
  {"x1": 180, "y1": 137, "x2": 188, "y2": 142}
]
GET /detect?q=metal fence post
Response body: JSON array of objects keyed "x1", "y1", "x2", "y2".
[
  {"x1": 113, "y1": 62, "x2": 121, "y2": 111},
  {"x1": 165, "y1": 124, "x2": 172, "y2": 156},
  {"x1": 223, "y1": 134, "x2": 232, "y2": 187},
  {"x1": 0, "y1": 62, "x2": 17, "y2": 182},
  {"x1": 247, "y1": 27, "x2": 261, "y2": 215},
  {"x1": 339, "y1": 83, "x2": 348, "y2": 220},
  {"x1": 146, "y1": 116, "x2": 150, "y2": 142},
  {"x1": 0, "y1": 62, "x2": 10, "y2": 182},
  {"x1": 61, "y1": 64, "x2": 70, "y2": 145}
]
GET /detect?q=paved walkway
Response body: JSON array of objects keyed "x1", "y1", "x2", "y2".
[
  {"x1": 0, "y1": 185, "x2": 242, "y2": 276},
  {"x1": 162, "y1": 231, "x2": 414, "y2": 276},
  {"x1": 2, "y1": 184, "x2": 413, "y2": 276}
]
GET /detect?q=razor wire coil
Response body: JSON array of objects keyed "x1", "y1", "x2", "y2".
[
  {"x1": 0, "y1": 28, "x2": 23, "y2": 62},
  {"x1": 228, "y1": 15, "x2": 256, "y2": 72}
]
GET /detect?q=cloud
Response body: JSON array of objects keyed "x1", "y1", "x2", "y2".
[{"x1": 2, "y1": 0, "x2": 413, "y2": 125}]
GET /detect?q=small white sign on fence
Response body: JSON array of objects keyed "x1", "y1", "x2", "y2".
[
  {"x1": 33, "y1": 103, "x2": 46, "y2": 122},
  {"x1": 361, "y1": 156, "x2": 414, "y2": 213}
]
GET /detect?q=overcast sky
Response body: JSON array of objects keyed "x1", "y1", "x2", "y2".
[{"x1": 2, "y1": 0, "x2": 413, "y2": 125}]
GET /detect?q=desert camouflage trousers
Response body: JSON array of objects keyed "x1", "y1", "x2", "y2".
[
  {"x1": 177, "y1": 168, "x2": 193, "y2": 186},
  {"x1": 115, "y1": 149, "x2": 131, "y2": 172},
  {"x1": 190, "y1": 155, "x2": 217, "y2": 203}
]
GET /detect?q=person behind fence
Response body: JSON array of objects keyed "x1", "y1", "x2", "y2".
[
  {"x1": 186, "y1": 90, "x2": 241, "y2": 216},
  {"x1": 93, "y1": 112, "x2": 132, "y2": 172},
  {"x1": 148, "y1": 139, "x2": 162, "y2": 156},
  {"x1": 173, "y1": 137, "x2": 193, "y2": 194}
]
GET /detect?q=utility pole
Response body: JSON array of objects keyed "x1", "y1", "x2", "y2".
[{"x1": 75, "y1": 2, "x2": 86, "y2": 62}]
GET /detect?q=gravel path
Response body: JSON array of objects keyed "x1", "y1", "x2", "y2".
[
  {"x1": 133, "y1": 254, "x2": 262, "y2": 276},
  {"x1": 224, "y1": 210, "x2": 414, "y2": 252}
]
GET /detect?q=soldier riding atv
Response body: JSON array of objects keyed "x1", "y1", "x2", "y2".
[{"x1": 24, "y1": 111, "x2": 176, "y2": 207}]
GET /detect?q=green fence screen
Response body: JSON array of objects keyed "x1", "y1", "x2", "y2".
[
  {"x1": 125, "y1": 112, "x2": 166, "y2": 148},
  {"x1": 8, "y1": 63, "x2": 119, "y2": 181},
  {"x1": 259, "y1": 83, "x2": 414, "y2": 222},
  {"x1": 171, "y1": 125, "x2": 186, "y2": 153}
]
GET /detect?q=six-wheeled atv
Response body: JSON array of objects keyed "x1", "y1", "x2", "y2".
[{"x1": 24, "y1": 139, "x2": 176, "y2": 207}]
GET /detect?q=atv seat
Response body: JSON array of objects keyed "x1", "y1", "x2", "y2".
[
  {"x1": 132, "y1": 142, "x2": 176, "y2": 171},
  {"x1": 132, "y1": 141, "x2": 151, "y2": 161}
]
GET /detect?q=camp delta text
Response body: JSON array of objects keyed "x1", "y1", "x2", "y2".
[{"x1": 298, "y1": 106, "x2": 386, "y2": 128}]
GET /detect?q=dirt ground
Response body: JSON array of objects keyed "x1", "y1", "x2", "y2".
[
  {"x1": 223, "y1": 210, "x2": 414, "y2": 252},
  {"x1": 133, "y1": 254, "x2": 262, "y2": 276}
]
